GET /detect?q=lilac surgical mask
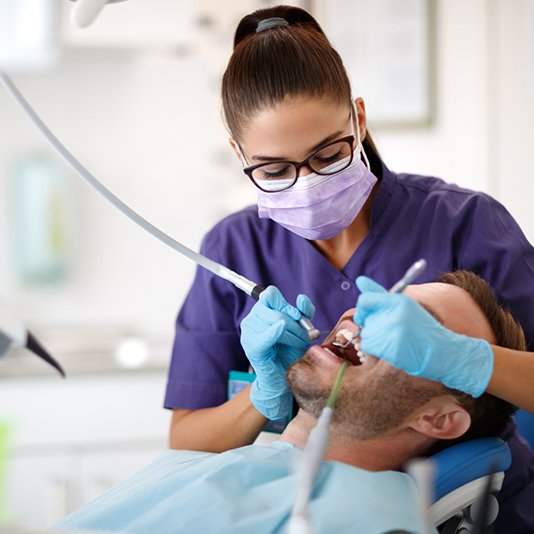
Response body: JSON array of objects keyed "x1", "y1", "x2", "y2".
[{"x1": 252, "y1": 104, "x2": 377, "y2": 240}]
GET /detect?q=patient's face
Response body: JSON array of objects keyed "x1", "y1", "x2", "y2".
[{"x1": 286, "y1": 282, "x2": 496, "y2": 440}]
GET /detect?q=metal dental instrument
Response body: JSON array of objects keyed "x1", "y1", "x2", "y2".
[
  {"x1": 333, "y1": 258, "x2": 428, "y2": 351},
  {"x1": 388, "y1": 259, "x2": 428, "y2": 294},
  {"x1": 0, "y1": 302, "x2": 65, "y2": 377},
  {"x1": 0, "y1": 72, "x2": 320, "y2": 341},
  {"x1": 288, "y1": 258, "x2": 428, "y2": 534}
]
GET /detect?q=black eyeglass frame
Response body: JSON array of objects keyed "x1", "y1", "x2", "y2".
[{"x1": 242, "y1": 134, "x2": 355, "y2": 193}]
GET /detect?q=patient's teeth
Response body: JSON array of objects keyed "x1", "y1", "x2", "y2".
[
  {"x1": 335, "y1": 328, "x2": 361, "y2": 349},
  {"x1": 338, "y1": 328, "x2": 353, "y2": 341}
]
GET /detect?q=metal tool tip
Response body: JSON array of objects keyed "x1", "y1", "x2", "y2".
[
  {"x1": 307, "y1": 328, "x2": 321, "y2": 341},
  {"x1": 415, "y1": 258, "x2": 427, "y2": 269},
  {"x1": 26, "y1": 331, "x2": 66, "y2": 378}
]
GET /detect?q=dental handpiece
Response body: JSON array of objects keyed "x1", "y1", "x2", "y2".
[
  {"x1": 337, "y1": 258, "x2": 428, "y2": 350},
  {"x1": 0, "y1": 73, "x2": 321, "y2": 341}
]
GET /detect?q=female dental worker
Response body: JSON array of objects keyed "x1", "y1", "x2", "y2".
[{"x1": 165, "y1": 5, "x2": 534, "y2": 456}]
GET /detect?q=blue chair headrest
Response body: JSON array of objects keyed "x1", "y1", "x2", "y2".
[{"x1": 430, "y1": 437, "x2": 511, "y2": 500}]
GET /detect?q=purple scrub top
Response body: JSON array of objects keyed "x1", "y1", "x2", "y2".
[{"x1": 165, "y1": 159, "x2": 534, "y2": 532}]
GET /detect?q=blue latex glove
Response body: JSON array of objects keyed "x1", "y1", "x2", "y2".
[
  {"x1": 240, "y1": 286, "x2": 315, "y2": 419},
  {"x1": 353, "y1": 276, "x2": 494, "y2": 398}
]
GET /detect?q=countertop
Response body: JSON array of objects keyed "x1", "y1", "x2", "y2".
[{"x1": 0, "y1": 346, "x2": 168, "y2": 379}]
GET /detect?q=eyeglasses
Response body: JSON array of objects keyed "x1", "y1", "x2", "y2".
[{"x1": 242, "y1": 135, "x2": 355, "y2": 193}]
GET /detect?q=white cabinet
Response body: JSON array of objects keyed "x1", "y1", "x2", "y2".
[
  {"x1": 6, "y1": 452, "x2": 80, "y2": 526},
  {"x1": 79, "y1": 446, "x2": 160, "y2": 506},
  {"x1": 0, "y1": 372, "x2": 169, "y2": 528},
  {"x1": 6, "y1": 444, "x2": 162, "y2": 528}
]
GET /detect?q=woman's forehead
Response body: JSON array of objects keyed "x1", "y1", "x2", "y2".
[{"x1": 239, "y1": 97, "x2": 349, "y2": 159}]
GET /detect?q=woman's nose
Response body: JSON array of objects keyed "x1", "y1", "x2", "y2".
[{"x1": 299, "y1": 165, "x2": 314, "y2": 177}]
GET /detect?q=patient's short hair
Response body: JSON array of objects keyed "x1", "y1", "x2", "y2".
[{"x1": 435, "y1": 270, "x2": 526, "y2": 442}]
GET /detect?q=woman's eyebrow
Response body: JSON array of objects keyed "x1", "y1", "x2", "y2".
[{"x1": 251, "y1": 129, "x2": 345, "y2": 162}]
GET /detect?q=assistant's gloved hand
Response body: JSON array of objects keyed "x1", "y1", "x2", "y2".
[
  {"x1": 353, "y1": 276, "x2": 494, "y2": 397},
  {"x1": 240, "y1": 286, "x2": 315, "y2": 420}
]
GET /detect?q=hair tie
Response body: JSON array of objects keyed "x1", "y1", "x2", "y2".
[{"x1": 256, "y1": 17, "x2": 290, "y2": 33}]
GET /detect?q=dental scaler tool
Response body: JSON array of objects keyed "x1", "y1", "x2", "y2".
[
  {"x1": 0, "y1": 73, "x2": 320, "y2": 341},
  {"x1": 333, "y1": 258, "x2": 428, "y2": 352},
  {"x1": 288, "y1": 259, "x2": 427, "y2": 534}
]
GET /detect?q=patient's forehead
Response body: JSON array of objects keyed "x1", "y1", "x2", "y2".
[
  {"x1": 404, "y1": 282, "x2": 496, "y2": 343},
  {"x1": 336, "y1": 283, "x2": 495, "y2": 343}
]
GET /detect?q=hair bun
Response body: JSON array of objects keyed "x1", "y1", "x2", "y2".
[
  {"x1": 255, "y1": 17, "x2": 289, "y2": 33},
  {"x1": 233, "y1": 5, "x2": 325, "y2": 48}
]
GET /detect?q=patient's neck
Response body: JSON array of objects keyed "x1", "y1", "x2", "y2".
[{"x1": 279, "y1": 410, "x2": 425, "y2": 472}]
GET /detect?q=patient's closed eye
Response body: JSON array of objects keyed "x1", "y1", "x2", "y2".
[{"x1": 420, "y1": 303, "x2": 444, "y2": 325}]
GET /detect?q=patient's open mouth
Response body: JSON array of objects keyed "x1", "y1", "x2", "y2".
[{"x1": 321, "y1": 328, "x2": 365, "y2": 366}]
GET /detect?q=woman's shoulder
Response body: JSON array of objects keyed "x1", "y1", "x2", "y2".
[
  {"x1": 397, "y1": 171, "x2": 483, "y2": 196},
  {"x1": 394, "y1": 171, "x2": 503, "y2": 212}
]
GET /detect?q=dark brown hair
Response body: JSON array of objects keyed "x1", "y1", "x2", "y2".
[
  {"x1": 221, "y1": 5, "x2": 379, "y2": 159},
  {"x1": 436, "y1": 271, "x2": 526, "y2": 442}
]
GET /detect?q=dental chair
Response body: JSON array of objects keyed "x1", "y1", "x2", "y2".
[
  {"x1": 515, "y1": 409, "x2": 534, "y2": 451},
  {"x1": 429, "y1": 437, "x2": 511, "y2": 533}
]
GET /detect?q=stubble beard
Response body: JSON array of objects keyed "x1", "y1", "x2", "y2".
[{"x1": 287, "y1": 356, "x2": 440, "y2": 441}]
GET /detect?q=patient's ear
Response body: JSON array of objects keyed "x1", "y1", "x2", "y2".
[{"x1": 408, "y1": 396, "x2": 471, "y2": 440}]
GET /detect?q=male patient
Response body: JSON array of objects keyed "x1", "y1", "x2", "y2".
[{"x1": 56, "y1": 271, "x2": 530, "y2": 533}]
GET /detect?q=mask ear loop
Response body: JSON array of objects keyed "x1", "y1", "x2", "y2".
[
  {"x1": 234, "y1": 141, "x2": 248, "y2": 167},
  {"x1": 351, "y1": 100, "x2": 370, "y2": 169}
]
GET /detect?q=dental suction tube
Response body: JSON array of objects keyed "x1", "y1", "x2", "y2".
[{"x1": 0, "y1": 73, "x2": 320, "y2": 340}]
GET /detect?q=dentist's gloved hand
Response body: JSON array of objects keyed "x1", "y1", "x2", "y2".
[
  {"x1": 240, "y1": 286, "x2": 315, "y2": 420},
  {"x1": 353, "y1": 276, "x2": 494, "y2": 397}
]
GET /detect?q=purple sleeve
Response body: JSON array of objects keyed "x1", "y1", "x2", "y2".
[
  {"x1": 164, "y1": 231, "x2": 249, "y2": 410},
  {"x1": 457, "y1": 194, "x2": 534, "y2": 348}
]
